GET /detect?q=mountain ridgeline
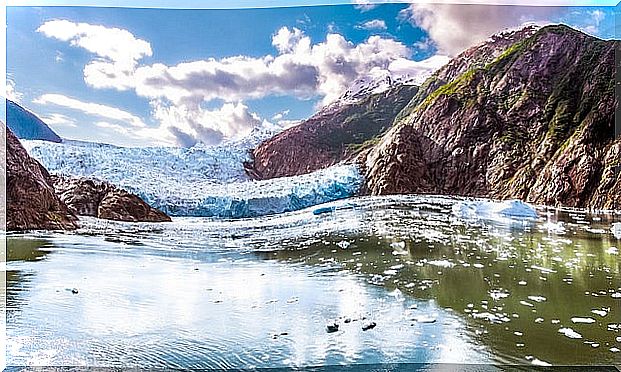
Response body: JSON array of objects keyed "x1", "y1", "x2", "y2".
[
  {"x1": 249, "y1": 84, "x2": 419, "y2": 179},
  {"x1": 6, "y1": 99, "x2": 62, "y2": 142},
  {"x1": 250, "y1": 25, "x2": 620, "y2": 210}
]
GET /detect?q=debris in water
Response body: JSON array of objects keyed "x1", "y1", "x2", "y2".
[
  {"x1": 362, "y1": 321, "x2": 376, "y2": 331},
  {"x1": 71, "y1": 288, "x2": 79, "y2": 294},
  {"x1": 326, "y1": 322, "x2": 339, "y2": 333}
]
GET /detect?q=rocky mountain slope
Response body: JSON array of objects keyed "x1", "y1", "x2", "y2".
[
  {"x1": 250, "y1": 84, "x2": 419, "y2": 179},
  {"x1": 52, "y1": 176, "x2": 171, "y2": 222},
  {"x1": 6, "y1": 126, "x2": 77, "y2": 230},
  {"x1": 6, "y1": 99, "x2": 62, "y2": 142},
  {"x1": 364, "y1": 25, "x2": 619, "y2": 210}
]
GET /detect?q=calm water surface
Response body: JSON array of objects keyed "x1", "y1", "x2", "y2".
[{"x1": 5, "y1": 195, "x2": 621, "y2": 368}]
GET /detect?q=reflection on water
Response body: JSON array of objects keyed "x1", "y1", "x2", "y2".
[{"x1": 5, "y1": 195, "x2": 621, "y2": 367}]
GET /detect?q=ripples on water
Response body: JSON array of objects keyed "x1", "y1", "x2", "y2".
[{"x1": 5, "y1": 195, "x2": 621, "y2": 368}]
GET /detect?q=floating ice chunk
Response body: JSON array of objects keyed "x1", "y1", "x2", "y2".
[
  {"x1": 531, "y1": 358, "x2": 552, "y2": 367},
  {"x1": 489, "y1": 290, "x2": 510, "y2": 300},
  {"x1": 452, "y1": 199, "x2": 538, "y2": 223},
  {"x1": 412, "y1": 316, "x2": 437, "y2": 323},
  {"x1": 527, "y1": 296, "x2": 547, "y2": 303},
  {"x1": 571, "y1": 317, "x2": 596, "y2": 324},
  {"x1": 336, "y1": 241, "x2": 351, "y2": 249},
  {"x1": 558, "y1": 328, "x2": 582, "y2": 339},
  {"x1": 427, "y1": 260, "x2": 455, "y2": 268},
  {"x1": 611, "y1": 223, "x2": 621, "y2": 239},
  {"x1": 390, "y1": 241, "x2": 406, "y2": 250}
]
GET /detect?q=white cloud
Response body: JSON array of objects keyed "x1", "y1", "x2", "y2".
[
  {"x1": 95, "y1": 121, "x2": 131, "y2": 134},
  {"x1": 40, "y1": 113, "x2": 77, "y2": 128},
  {"x1": 272, "y1": 109, "x2": 290, "y2": 121},
  {"x1": 356, "y1": 19, "x2": 388, "y2": 31},
  {"x1": 388, "y1": 55, "x2": 451, "y2": 84},
  {"x1": 5, "y1": 78, "x2": 23, "y2": 102},
  {"x1": 35, "y1": 21, "x2": 454, "y2": 147},
  {"x1": 400, "y1": 4, "x2": 562, "y2": 55},
  {"x1": 579, "y1": 9, "x2": 606, "y2": 35},
  {"x1": 37, "y1": 20, "x2": 152, "y2": 90},
  {"x1": 34, "y1": 93, "x2": 147, "y2": 128},
  {"x1": 353, "y1": 0, "x2": 379, "y2": 12},
  {"x1": 134, "y1": 27, "x2": 411, "y2": 106},
  {"x1": 152, "y1": 101, "x2": 263, "y2": 147}
]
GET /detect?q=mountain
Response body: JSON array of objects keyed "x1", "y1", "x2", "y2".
[
  {"x1": 5, "y1": 126, "x2": 77, "y2": 231},
  {"x1": 364, "y1": 25, "x2": 619, "y2": 210},
  {"x1": 248, "y1": 25, "x2": 538, "y2": 181},
  {"x1": 6, "y1": 99, "x2": 62, "y2": 142},
  {"x1": 249, "y1": 84, "x2": 419, "y2": 179}
]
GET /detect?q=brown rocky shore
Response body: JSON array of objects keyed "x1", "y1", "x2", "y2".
[{"x1": 6, "y1": 126, "x2": 171, "y2": 231}]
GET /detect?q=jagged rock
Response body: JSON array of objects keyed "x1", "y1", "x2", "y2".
[
  {"x1": 250, "y1": 84, "x2": 419, "y2": 179},
  {"x1": 5, "y1": 126, "x2": 77, "y2": 230},
  {"x1": 51, "y1": 175, "x2": 171, "y2": 222},
  {"x1": 364, "y1": 25, "x2": 619, "y2": 210}
]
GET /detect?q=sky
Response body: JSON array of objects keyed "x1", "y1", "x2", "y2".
[{"x1": 4, "y1": 1, "x2": 618, "y2": 147}]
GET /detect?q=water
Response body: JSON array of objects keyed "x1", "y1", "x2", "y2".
[{"x1": 5, "y1": 195, "x2": 621, "y2": 368}]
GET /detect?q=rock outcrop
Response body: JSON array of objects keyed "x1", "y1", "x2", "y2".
[
  {"x1": 6, "y1": 126, "x2": 77, "y2": 230},
  {"x1": 364, "y1": 25, "x2": 619, "y2": 210},
  {"x1": 250, "y1": 84, "x2": 419, "y2": 179},
  {"x1": 51, "y1": 175, "x2": 172, "y2": 222}
]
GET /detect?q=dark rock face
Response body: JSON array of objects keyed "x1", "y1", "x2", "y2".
[
  {"x1": 52, "y1": 175, "x2": 172, "y2": 222},
  {"x1": 6, "y1": 127, "x2": 77, "y2": 231},
  {"x1": 365, "y1": 25, "x2": 619, "y2": 210},
  {"x1": 250, "y1": 85, "x2": 419, "y2": 179},
  {"x1": 6, "y1": 99, "x2": 62, "y2": 142}
]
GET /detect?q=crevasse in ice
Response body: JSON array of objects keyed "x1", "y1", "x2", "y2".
[{"x1": 23, "y1": 129, "x2": 363, "y2": 218}]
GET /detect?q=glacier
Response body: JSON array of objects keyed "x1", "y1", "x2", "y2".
[{"x1": 23, "y1": 128, "x2": 363, "y2": 218}]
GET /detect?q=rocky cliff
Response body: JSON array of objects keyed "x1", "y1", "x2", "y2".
[
  {"x1": 364, "y1": 25, "x2": 619, "y2": 210},
  {"x1": 250, "y1": 84, "x2": 419, "y2": 179},
  {"x1": 6, "y1": 126, "x2": 77, "y2": 231},
  {"x1": 52, "y1": 175, "x2": 172, "y2": 223}
]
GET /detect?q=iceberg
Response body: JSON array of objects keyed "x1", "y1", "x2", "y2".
[
  {"x1": 23, "y1": 132, "x2": 363, "y2": 218},
  {"x1": 452, "y1": 199, "x2": 538, "y2": 222},
  {"x1": 611, "y1": 223, "x2": 621, "y2": 239}
]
